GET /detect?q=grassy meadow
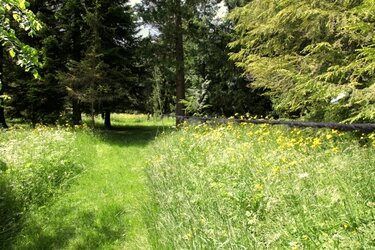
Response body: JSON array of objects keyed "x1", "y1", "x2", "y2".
[
  {"x1": 0, "y1": 114, "x2": 374, "y2": 249},
  {"x1": 0, "y1": 115, "x2": 173, "y2": 249},
  {"x1": 146, "y1": 122, "x2": 375, "y2": 249}
]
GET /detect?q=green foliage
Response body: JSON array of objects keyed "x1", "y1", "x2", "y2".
[
  {"x1": 229, "y1": 0, "x2": 375, "y2": 122},
  {"x1": 184, "y1": 16, "x2": 272, "y2": 116},
  {"x1": 2, "y1": 0, "x2": 140, "y2": 126},
  {"x1": 58, "y1": 0, "x2": 137, "y2": 123},
  {"x1": 1, "y1": 0, "x2": 66, "y2": 125},
  {"x1": 0, "y1": 0, "x2": 42, "y2": 79},
  {"x1": 134, "y1": 37, "x2": 177, "y2": 115},
  {"x1": 147, "y1": 123, "x2": 375, "y2": 248},
  {"x1": 138, "y1": 0, "x2": 272, "y2": 117}
]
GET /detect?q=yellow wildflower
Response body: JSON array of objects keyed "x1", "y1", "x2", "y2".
[
  {"x1": 312, "y1": 138, "x2": 321, "y2": 148},
  {"x1": 332, "y1": 129, "x2": 339, "y2": 134},
  {"x1": 272, "y1": 166, "x2": 280, "y2": 175},
  {"x1": 254, "y1": 183, "x2": 263, "y2": 191}
]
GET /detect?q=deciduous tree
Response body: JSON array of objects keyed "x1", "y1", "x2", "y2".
[{"x1": 0, "y1": 0, "x2": 42, "y2": 128}]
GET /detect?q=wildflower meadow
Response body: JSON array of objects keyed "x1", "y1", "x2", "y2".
[
  {"x1": 146, "y1": 122, "x2": 375, "y2": 249},
  {"x1": 1, "y1": 116, "x2": 374, "y2": 249}
]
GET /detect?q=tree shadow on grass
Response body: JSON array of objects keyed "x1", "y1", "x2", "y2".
[
  {"x1": 95, "y1": 124, "x2": 174, "y2": 147},
  {"x1": 0, "y1": 160, "x2": 23, "y2": 250},
  {"x1": 13, "y1": 203, "x2": 129, "y2": 250}
]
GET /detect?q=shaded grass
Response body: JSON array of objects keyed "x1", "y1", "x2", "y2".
[{"x1": 9, "y1": 117, "x2": 174, "y2": 249}]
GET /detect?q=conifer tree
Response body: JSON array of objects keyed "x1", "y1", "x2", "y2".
[
  {"x1": 229, "y1": 0, "x2": 375, "y2": 122},
  {"x1": 58, "y1": 0, "x2": 136, "y2": 127}
]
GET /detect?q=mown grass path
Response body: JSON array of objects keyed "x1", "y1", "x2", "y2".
[{"x1": 13, "y1": 124, "x2": 170, "y2": 249}]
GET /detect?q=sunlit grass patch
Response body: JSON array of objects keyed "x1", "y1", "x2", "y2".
[
  {"x1": 146, "y1": 123, "x2": 375, "y2": 249},
  {"x1": 5, "y1": 115, "x2": 171, "y2": 249},
  {"x1": 82, "y1": 113, "x2": 175, "y2": 128}
]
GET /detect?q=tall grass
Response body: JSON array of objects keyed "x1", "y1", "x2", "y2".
[
  {"x1": 146, "y1": 123, "x2": 375, "y2": 249},
  {"x1": 5, "y1": 116, "x2": 174, "y2": 249},
  {"x1": 0, "y1": 126, "x2": 93, "y2": 248}
]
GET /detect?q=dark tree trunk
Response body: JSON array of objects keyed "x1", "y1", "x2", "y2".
[
  {"x1": 72, "y1": 99, "x2": 82, "y2": 125},
  {"x1": 0, "y1": 104, "x2": 7, "y2": 129},
  {"x1": 174, "y1": 0, "x2": 185, "y2": 126},
  {"x1": 104, "y1": 110, "x2": 111, "y2": 129},
  {"x1": 0, "y1": 45, "x2": 8, "y2": 129},
  {"x1": 71, "y1": 6, "x2": 83, "y2": 126}
]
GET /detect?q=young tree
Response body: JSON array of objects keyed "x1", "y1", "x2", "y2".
[{"x1": 0, "y1": 0, "x2": 42, "y2": 128}]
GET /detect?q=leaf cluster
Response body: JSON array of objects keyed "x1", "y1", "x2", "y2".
[{"x1": 0, "y1": 0, "x2": 42, "y2": 80}]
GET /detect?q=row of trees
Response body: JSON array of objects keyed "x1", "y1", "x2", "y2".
[
  {"x1": 2, "y1": 0, "x2": 373, "y2": 127},
  {"x1": 0, "y1": 0, "x2": 271, "y2": 128},
  {"x1": 1, "y1": 0, "x2": 139, "y2": 128},
  {"x1": 137, "y1": 0, "x2": 271, "y2": 119}
]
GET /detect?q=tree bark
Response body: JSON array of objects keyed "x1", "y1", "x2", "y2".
[
  {"x1": 90, "y1": 101, "x2": 95, "y2": 128},
  {"x1": 71, "y1": 5, "x2": 82, "y2": 125},
  {"x1": 104, "y1": 110, "x2": 111, "y2": 129},
  {"x1": 0, "y1": 45, "x2": 8, "y2": 129},
  {"x1": 174, "y1": 0, "x2": 185, "y2": 126},
  {"x1": 72, "y1": 98, "x2": 82, "y2": 125}
]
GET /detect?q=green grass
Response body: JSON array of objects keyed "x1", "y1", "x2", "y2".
[
  {"x1": 2, "y1": 115, "x2": 374, "y2": 249},
  {"x1": 1, "y1": 115, "x2": 173, "y2": 249},
  {"x1": 146, "y1": 123, "x2": 375, "y2": 249},
  {"x1": 0, "y1": 126, "x2": 89, "y2": 248}
]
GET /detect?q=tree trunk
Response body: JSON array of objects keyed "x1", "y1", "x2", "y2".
[
  {"x1": 0, "y1": 45, "x2": 8, "y2": 129},
  {"x1": 104, "y1": 110, "x2": 111, "y2": 129},
  {"x1": 72, "y1": 98, "x2": 82, "y2": 125},
  {"x1": 174, "y1": 0, "x2": 185, "y2": 126},
  {"x1": 90, "y1": 101, "x2": 95, "y2": 128},
  {"x1": 71, "y1": 7, "x2": 82, "y2": 126}
]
